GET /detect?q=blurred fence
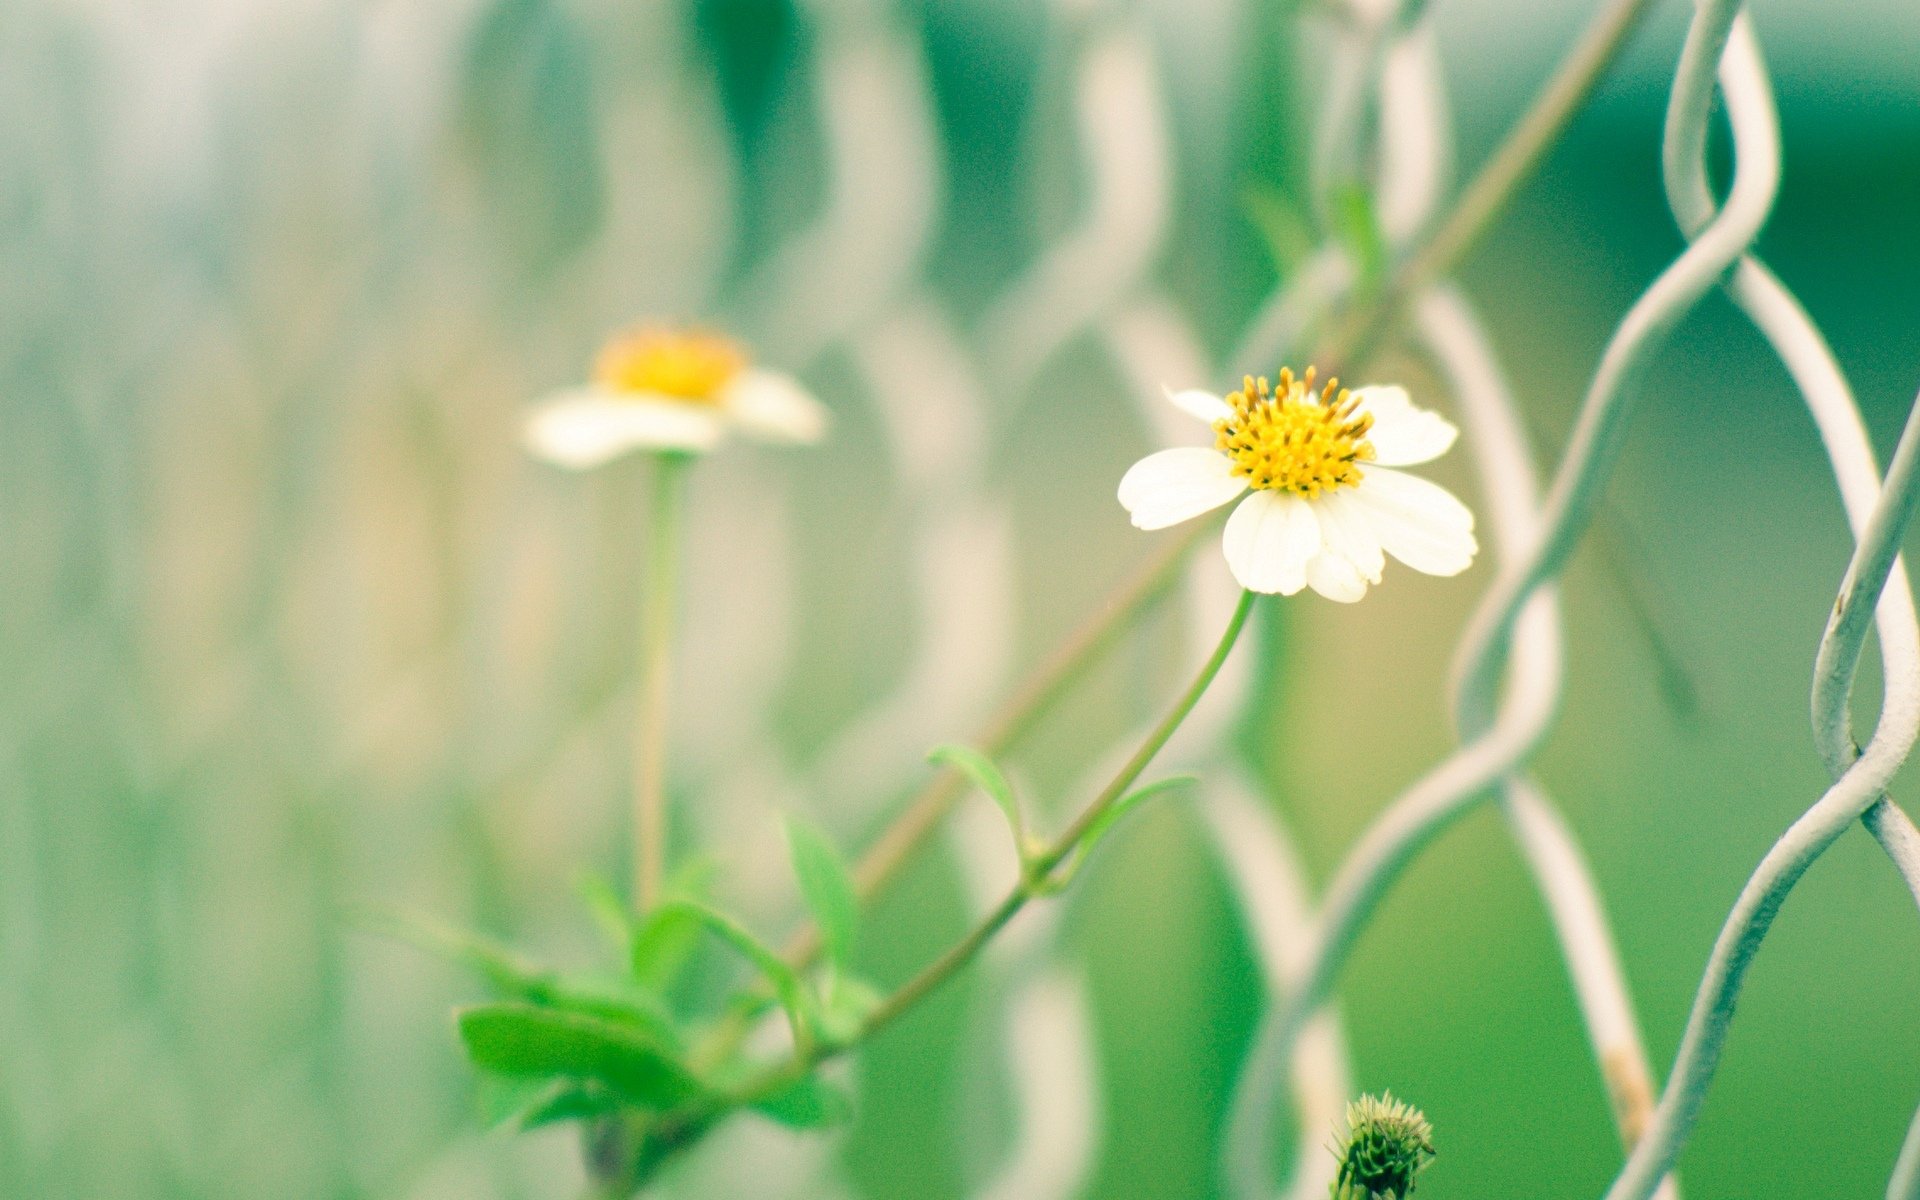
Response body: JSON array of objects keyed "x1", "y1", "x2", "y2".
[{"x1": 3, "y1": 1, "x2": 1919, "y2": 1199}]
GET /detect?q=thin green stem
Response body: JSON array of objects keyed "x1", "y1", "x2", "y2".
[
  {"x1": 772, "y1": 589, "x2": 1251, "y2": 1077},
  {"x1": 664, "y1": 0, "x2": 1657, "y2": 1146},
  {"x1": 783, "y1": 0, "x2": 1655, "y2": 961},
  {"x1": 795, "y1": 518, "x2": 1204, "y2": 953},
  {"x1": 625, "y1": 592, "x2": 1256, "y2": 1189},
  {"x1": 635, "y1": 453, "x2": 691, "y2": 915},
  {"x1": 687, "y1": 517, "x2": 1204, "y2": 1076},
  {"x1": 1317, "y1": 0, "x2": 1659, "y2": 373}
]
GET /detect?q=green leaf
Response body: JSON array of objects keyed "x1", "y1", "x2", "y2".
[
  {"x1": 540, "y1": 972, "x2": 682, "y2": 1052},
  {"x1": 353, "y1": 906, "x2": 547, "y2": 997},
  {"x1": 751, "y1": 1074, "x2": 854, "y2": 1129},
  {"x1": 476, "y1": 1072, "x2": 554, "y2": 1129},
  {"x1": 574, "y1": 871, "x2": 633, "y2": 957},
  {"x1": 643, "y1": 900, "x2": 823, "y2": 1052},
  {"x1": 785, "y1": 816, "x2": 859, "y2": 967},
  {"x1": 818, "y1": 974, "x2": 884, "y2": 1046},
  {"x1": 477, "y1": 1075, "x2": 622, "y2": 1131},
  {"x1": 627, "y1": 857, "x2": 724, "y2": 990},
  {"x1": 630, "y1": 902, "x2": 703, "y2": 990},
  {"x1": 518, "y1": 1083, "x2": 622, "y2": 1130},
  {"x1": 456, "y1": 1003, "x2": 702, "y2": 1110},
  {"x1": 356, "y1": 906, "x2": 681, "y2": 1050},
  {"x1": 1048, "y1": 775, "x2": 1199, "y2": 893},
  {"x1": 928, "y1": 744, "x2": 1026, "y2": 852}
]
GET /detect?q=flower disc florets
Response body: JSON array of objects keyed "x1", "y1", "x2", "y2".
[
  {"x1": 1331, "y1": 1092, "x2": 1436, "y2": 1200},
  {"x1": 1215, "y1": 366, "x2": 1375, "y2": 498},
  {"x1": 594, "y1": 327, "x2": 745, "y2": 404},
  {"x1": 525, "y1": 322, "x2": 828, "y2": 469}
]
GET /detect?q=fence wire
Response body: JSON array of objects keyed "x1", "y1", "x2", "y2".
[{"x1": 3, "y1": 1, "x2": 1918, "y2": 1198}]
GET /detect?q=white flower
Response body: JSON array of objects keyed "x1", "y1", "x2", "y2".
[
  {"x1": 1118, "y1": 367, "x2": 1476, "y2": 601},
  {"x1": 525, "y1": 326, "x2": 828, "y2": 468}
]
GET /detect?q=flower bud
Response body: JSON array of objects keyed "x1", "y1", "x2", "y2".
[{"x1": 1330, "y1": 1091, "x2": 1436, "y2": 1200}]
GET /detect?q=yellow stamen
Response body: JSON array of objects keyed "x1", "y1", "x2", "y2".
[
  {"x1": 1215, "y1": 366, "x2": 1375, "y2": 498},
  {"x1": 594, "y1": 327, "x2": 745, "y2": 404}
]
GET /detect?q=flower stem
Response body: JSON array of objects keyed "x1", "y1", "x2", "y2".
[
  {"x1": 635, "y1": 452, "x2": 691, "y2": 915},
  {"x1": 866, "y1": 589, "x2": 1253, "y2": 1036},
  {"x1": 1317, "y1": 0, "x2": 1659, "y2": 372},
  {"x1": 751, "y1": 590, "x2": 1253, "y2": 1095},
  {"x1": 687, "y1": 0, "x2": 1657, "y2": 1094},
  {"x1": 684, "y1": 518, "x2": 1205, "y2": 1078},
  {"x1": 833, "y1": 0, "x2": 1657, "y2": 942}
]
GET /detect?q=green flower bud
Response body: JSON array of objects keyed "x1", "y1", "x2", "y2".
[{"x1": 1330, "y1": 1091, "x2": 1436, "y2": 1200}]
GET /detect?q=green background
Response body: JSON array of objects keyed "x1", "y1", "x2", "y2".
[{"x1": 2, "y1": 1, "x2": 1918, "y2": 1197}]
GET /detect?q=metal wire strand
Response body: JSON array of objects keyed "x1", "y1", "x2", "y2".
[
  {"x1": 1603, "y1": 8, "x2": 1920, "y2": 1197},
  {"x1": 1224, "y1": 0, "x2": 1782, "y2": 1186}
]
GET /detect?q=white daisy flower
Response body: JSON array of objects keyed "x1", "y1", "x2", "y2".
[
  {"x1": 1118, "y1": 366, "x2": 1476, "y2": 602},
  {"x1": 525, "y1": 326, "x2": 828, "y2": 468}
]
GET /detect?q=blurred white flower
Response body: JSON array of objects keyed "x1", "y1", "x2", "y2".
[
  {"x1": 1118, "y1": 367, "x2": 1475, "y2": 601},
  {"x1": 525, "y1": 326, "x2": 828, "y2": 468}
]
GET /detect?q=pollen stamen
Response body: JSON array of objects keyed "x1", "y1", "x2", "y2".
[
  {"x1": 595, "y1": 327, "x2": 744, "y2": 403},
  {"x1": 1215, "y1": 366, "x2": 1375, "y2": 498}
]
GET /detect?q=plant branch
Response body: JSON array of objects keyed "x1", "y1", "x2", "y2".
[
  {"x1": 858, "y1": 588, "x2": 1255, "y2": 1041},
  {"x1": 644, "y1": 590, "x2": 1256, "y2": 1178},
  {"x1": 817, "y1": 0, "x2": 1659, "y2": 958},
  {"x1": 1317, "y1": 0, "x2": 1661, "y2": 372}
]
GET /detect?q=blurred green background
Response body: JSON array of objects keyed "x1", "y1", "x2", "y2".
[{"x1": 3, "y1": 0, "x2": 1919, "y2": 1197}]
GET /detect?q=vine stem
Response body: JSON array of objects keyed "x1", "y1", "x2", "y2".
[
  {"x1": 600, "y1": 0, "x2": 1672, "y2": 1173},
  {"x1": 1317, "y1": 0, "x2": 1660, "y2": 371},
  {"x1": 676, "y1": 0, "x2": 1668, "y2": 1080},
  {"x1": 712, "y1": 590, "x2": 1255, "y2": 1120},
  {"x1": 822, "y1": 0, "x2": 1657, "y2": 942},
  {"x1": 863, "y1": 588, "x2": 1255, "y2": 1038},
  {"x1": 635, "y1": 452, "x2": 691, "y2": 915}
]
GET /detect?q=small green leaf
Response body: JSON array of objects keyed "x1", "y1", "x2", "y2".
[
  {"x1": 785, "y1": 816, "x2": 859, "y2": 967},
  {"x1": 574, "y1": 871, "x2": 633, "y2": 956},
  {"x1": 627, "y1": 858, "x2": 723, "y2": 990},
  {"x1": 630, "y1": 902, "x2": 703, "y2": 990},
  {"x1": 1048, "y1": 775, "x2": 1199, "y2": 892},
  {"x1": 456, "y1": 1003, "x2": 702, "y2": 1110},
  {"x1": 929, "y1": 744, "x2": 1026, "y2": 851},
  {"x1": 518, "y1": 1083, "x2": 622, "y2": 1130},
  {"x1": 356, "y1": 905, "x2": 682, "y2": 1050},
  {"x1": 476, "y1": 1072, "x2": 554, "y2": 1129},
  {"x1": 353, "y1": 906, "x2": 548, "y2": 997},
  {"x1": 540, "y1": 972, "x2": 681, "y2": 1052},
  {"x1": 751, "y1": 1073, "x2": 854, "y2": 1129},
  {"x1": 643, "y1": 900, "x2": 822, "y2": 1052},
  {"x1": 818, "y1": 975, "x2": 884, "y2": 1046}
]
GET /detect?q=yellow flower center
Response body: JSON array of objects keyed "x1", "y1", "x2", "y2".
[
  {"x1": 1215, "y1": 366, "x2": 1375, "y2": 498},
  {"x1": 594, "y1": 327, "x2": 745, "y2": 404}
]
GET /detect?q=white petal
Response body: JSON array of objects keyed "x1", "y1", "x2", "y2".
[
  {"x1": 1348, "y1": 467, "x2": 1478, "y2": 576},
  {"x1": 723, "y1": 370, "x2": 829, "y2": 444},
  {"x1": 1305, "y1": 549, "x2": 1369, "y2": 603},
  {"x1": 1353, "y1": 385, "x2": 1458, "y2": 466},
  {"x1": 1311, "y1": 490, "x2": 1385, "y2": 583},
  {"x1": 1117, "y1": 448, "x2": 1247, "y2": 531},
  {"x1": 1222, "y1": 490, "x2": 1321, "y2": 595},
  {"x1": 524, "y1": 388, "x2": 725, "y2": 468},
  {"x1": 1164, "y1": 386, "x2": 1232, "y2": 425}
]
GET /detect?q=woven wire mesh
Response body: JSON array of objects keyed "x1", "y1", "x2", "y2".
[{"x1": 2, "y1": 1, "x2": 1919, "y2": 1198}]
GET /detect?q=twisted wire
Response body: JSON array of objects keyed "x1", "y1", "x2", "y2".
[
  {"x1": 1599, "y1": 5, "x2": 1920, "y2": 1194},
  {"x1": 1225, "y1": 0, "x2": 1784, "y2": 1189}
]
